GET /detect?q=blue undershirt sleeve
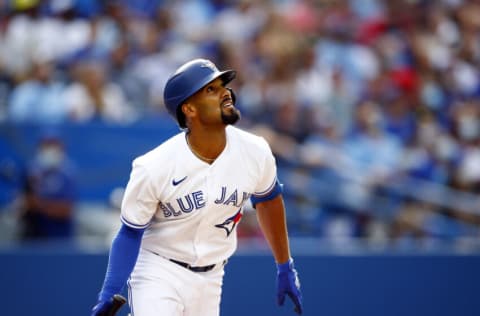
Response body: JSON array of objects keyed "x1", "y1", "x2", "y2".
[
  {"x1": 250, "y1": 179, "x2": 283, "y2": 208},
  {"x1": 98, "y1": 223, "x2": 145, "y2": 301}
]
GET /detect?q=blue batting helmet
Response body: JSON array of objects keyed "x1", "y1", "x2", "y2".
[{"x1": 164, "y1": 58, "x2": 236, "y2": 128}]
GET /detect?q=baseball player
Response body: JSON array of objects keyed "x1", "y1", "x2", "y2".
[{"x1": 91, "y1": 58, "x2": 303, "y2": 316}]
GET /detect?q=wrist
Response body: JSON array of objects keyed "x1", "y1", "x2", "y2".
[
  {"x1": 276, "y1": 257, "x2": 294, "y2": 273},
  {"x1": 98, "y1": 291, "x2": 114, "y2": 302}
]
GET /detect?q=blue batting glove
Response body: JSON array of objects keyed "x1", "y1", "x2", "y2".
[
  {"x1": 276, "y1": 258, "x2": 303, "y2": 314},
  {"x1": 91, "y1": 299, "x2": 114, "y2": 316}
]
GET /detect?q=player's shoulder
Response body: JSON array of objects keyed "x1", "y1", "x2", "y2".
[{"x1": 132, "y1": 131, "x2": 185, "y2": 168}]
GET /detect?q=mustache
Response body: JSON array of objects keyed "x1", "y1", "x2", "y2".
[{"x1": 221, "y1": 96, "x2": 233, "y2": 106}]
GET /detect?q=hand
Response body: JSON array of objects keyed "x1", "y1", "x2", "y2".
[
  {"x1": 91, "y1": 299, "x2": 113, "y2": 316},
  {"x1": 276, "y1": 258, "x2": 303, "y2": 315},
  {"x1": 92, "y1": 294, "x2": 127, "y2": 316}
]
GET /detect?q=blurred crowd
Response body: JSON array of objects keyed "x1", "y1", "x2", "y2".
[{"x1": 1, "y1": 0, "x2": 480, "y2": 249}]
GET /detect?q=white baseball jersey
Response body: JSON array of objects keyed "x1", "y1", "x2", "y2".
[{"x1": 120, "y1": 125, "x2": 278, "y2": 266}]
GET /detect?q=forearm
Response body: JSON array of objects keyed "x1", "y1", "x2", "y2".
[
  {"x1": 255, "y1": 195, "x2": 291, "y2": 264},
  {"x1": 98, "y1": 223, "x2": 144, "y2": 301}
]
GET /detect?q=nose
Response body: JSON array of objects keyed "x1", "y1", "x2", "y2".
[
  {"x1": 226, "y1": 88, "x2": 236, "y2": 104},
  {"x1": 220, "y1": 86, "x2": 231, "y2": 99}
]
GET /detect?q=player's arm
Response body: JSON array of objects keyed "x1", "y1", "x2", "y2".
[
  {"x1": 251, "y1": 138, "x2": 303, "y2": 314},
  {"x1": 91, "y1": 159, "x2": 155, "y2": 315},
  {"x1": 255, "y1": 195, "x2": 290, "y2": 264},
  {"x1": 91, "y1": 223, "x2": 144, "y2": 316},
  {"x1": 253, "y1": 190, "x2": 303, "y2": 315}
]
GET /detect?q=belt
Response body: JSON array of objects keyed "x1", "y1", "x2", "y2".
[
  {"x1": 169, "y1": 259, "x2": 217, "y2": 272},
  {"x1": 146, "y1": 249, "x2": 225, "y2": 273}
]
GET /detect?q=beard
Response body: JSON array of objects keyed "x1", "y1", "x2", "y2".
[{"x1": 221, "y1": 107, "x2": 241, "y2": 125}]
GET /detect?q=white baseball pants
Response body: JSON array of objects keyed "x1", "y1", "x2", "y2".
[{"x1": 127, "y1": 249, "x2": 225, "y2": 316}]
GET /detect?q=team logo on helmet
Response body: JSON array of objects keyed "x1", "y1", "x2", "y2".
[
  {"x1": 215, "y1": 208, "x2": 243, "y2": 237},
  {"x1": 200, "y1": 60, "x2": 217, "y2": 72}
]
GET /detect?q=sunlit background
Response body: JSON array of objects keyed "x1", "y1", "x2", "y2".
[{"x1": 0, "y1": 0, "x2": 479, "y2": 315}]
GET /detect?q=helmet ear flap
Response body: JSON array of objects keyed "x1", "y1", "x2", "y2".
[{"x1": 227, "y1": 88, "x2": 236, "y2": 105}]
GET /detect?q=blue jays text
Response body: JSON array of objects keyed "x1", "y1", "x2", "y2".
[{"x1": 159, "y1": 187, "x2": 252, "y2": 217}]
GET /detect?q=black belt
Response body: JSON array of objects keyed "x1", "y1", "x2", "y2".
[{"x1": 169, "y1": 259, "x2": 217, "y2": 272}]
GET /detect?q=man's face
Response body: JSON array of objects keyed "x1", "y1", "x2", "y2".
[
  {"x1": 36, "y1": 141, "x2": 64, "y2": 168},
  {"x1": 187, "y1": 78, "x2": 240, "y2": 126}
]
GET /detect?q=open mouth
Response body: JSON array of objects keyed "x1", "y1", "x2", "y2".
[{"x1": 221, "y1": 98, "x2": 234, "y2": 108}]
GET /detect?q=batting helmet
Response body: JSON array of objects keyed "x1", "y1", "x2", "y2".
[{"x1": 164, "y1": 58, "x2": 236, "y2": 128}]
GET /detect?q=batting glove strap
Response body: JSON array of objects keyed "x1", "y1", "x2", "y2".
[{"x1": 276, "y1": 258, "x2": 303, "y2": 315}]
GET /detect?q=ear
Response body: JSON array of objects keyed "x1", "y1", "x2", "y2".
[{"x1": 181, "y1": 102, "x2": 196, "y2": 119}]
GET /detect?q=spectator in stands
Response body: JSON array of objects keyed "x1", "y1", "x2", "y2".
[
  {"x1": 108, "y1": 37, "x2": 150, "y2": 112},
  {"x1": 450, "y1": 100, "x2": 480, "y2": 193},
  {"x1": 341, "y1": 100, "x2": 403, "y2": 221},
  {"x1": 8, "y1": 60, "x2": 68, "y2": 123},
  {"x1": 19, "y1": 133, "x2": 76, "y2": 241},
  {"x1": 63, "y1": 58, "x2": 137, "y2": 124}
]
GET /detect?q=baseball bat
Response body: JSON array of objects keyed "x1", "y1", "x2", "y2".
[{"x1": 107, "y1": 294, "x2": 127, "y2": 316}]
